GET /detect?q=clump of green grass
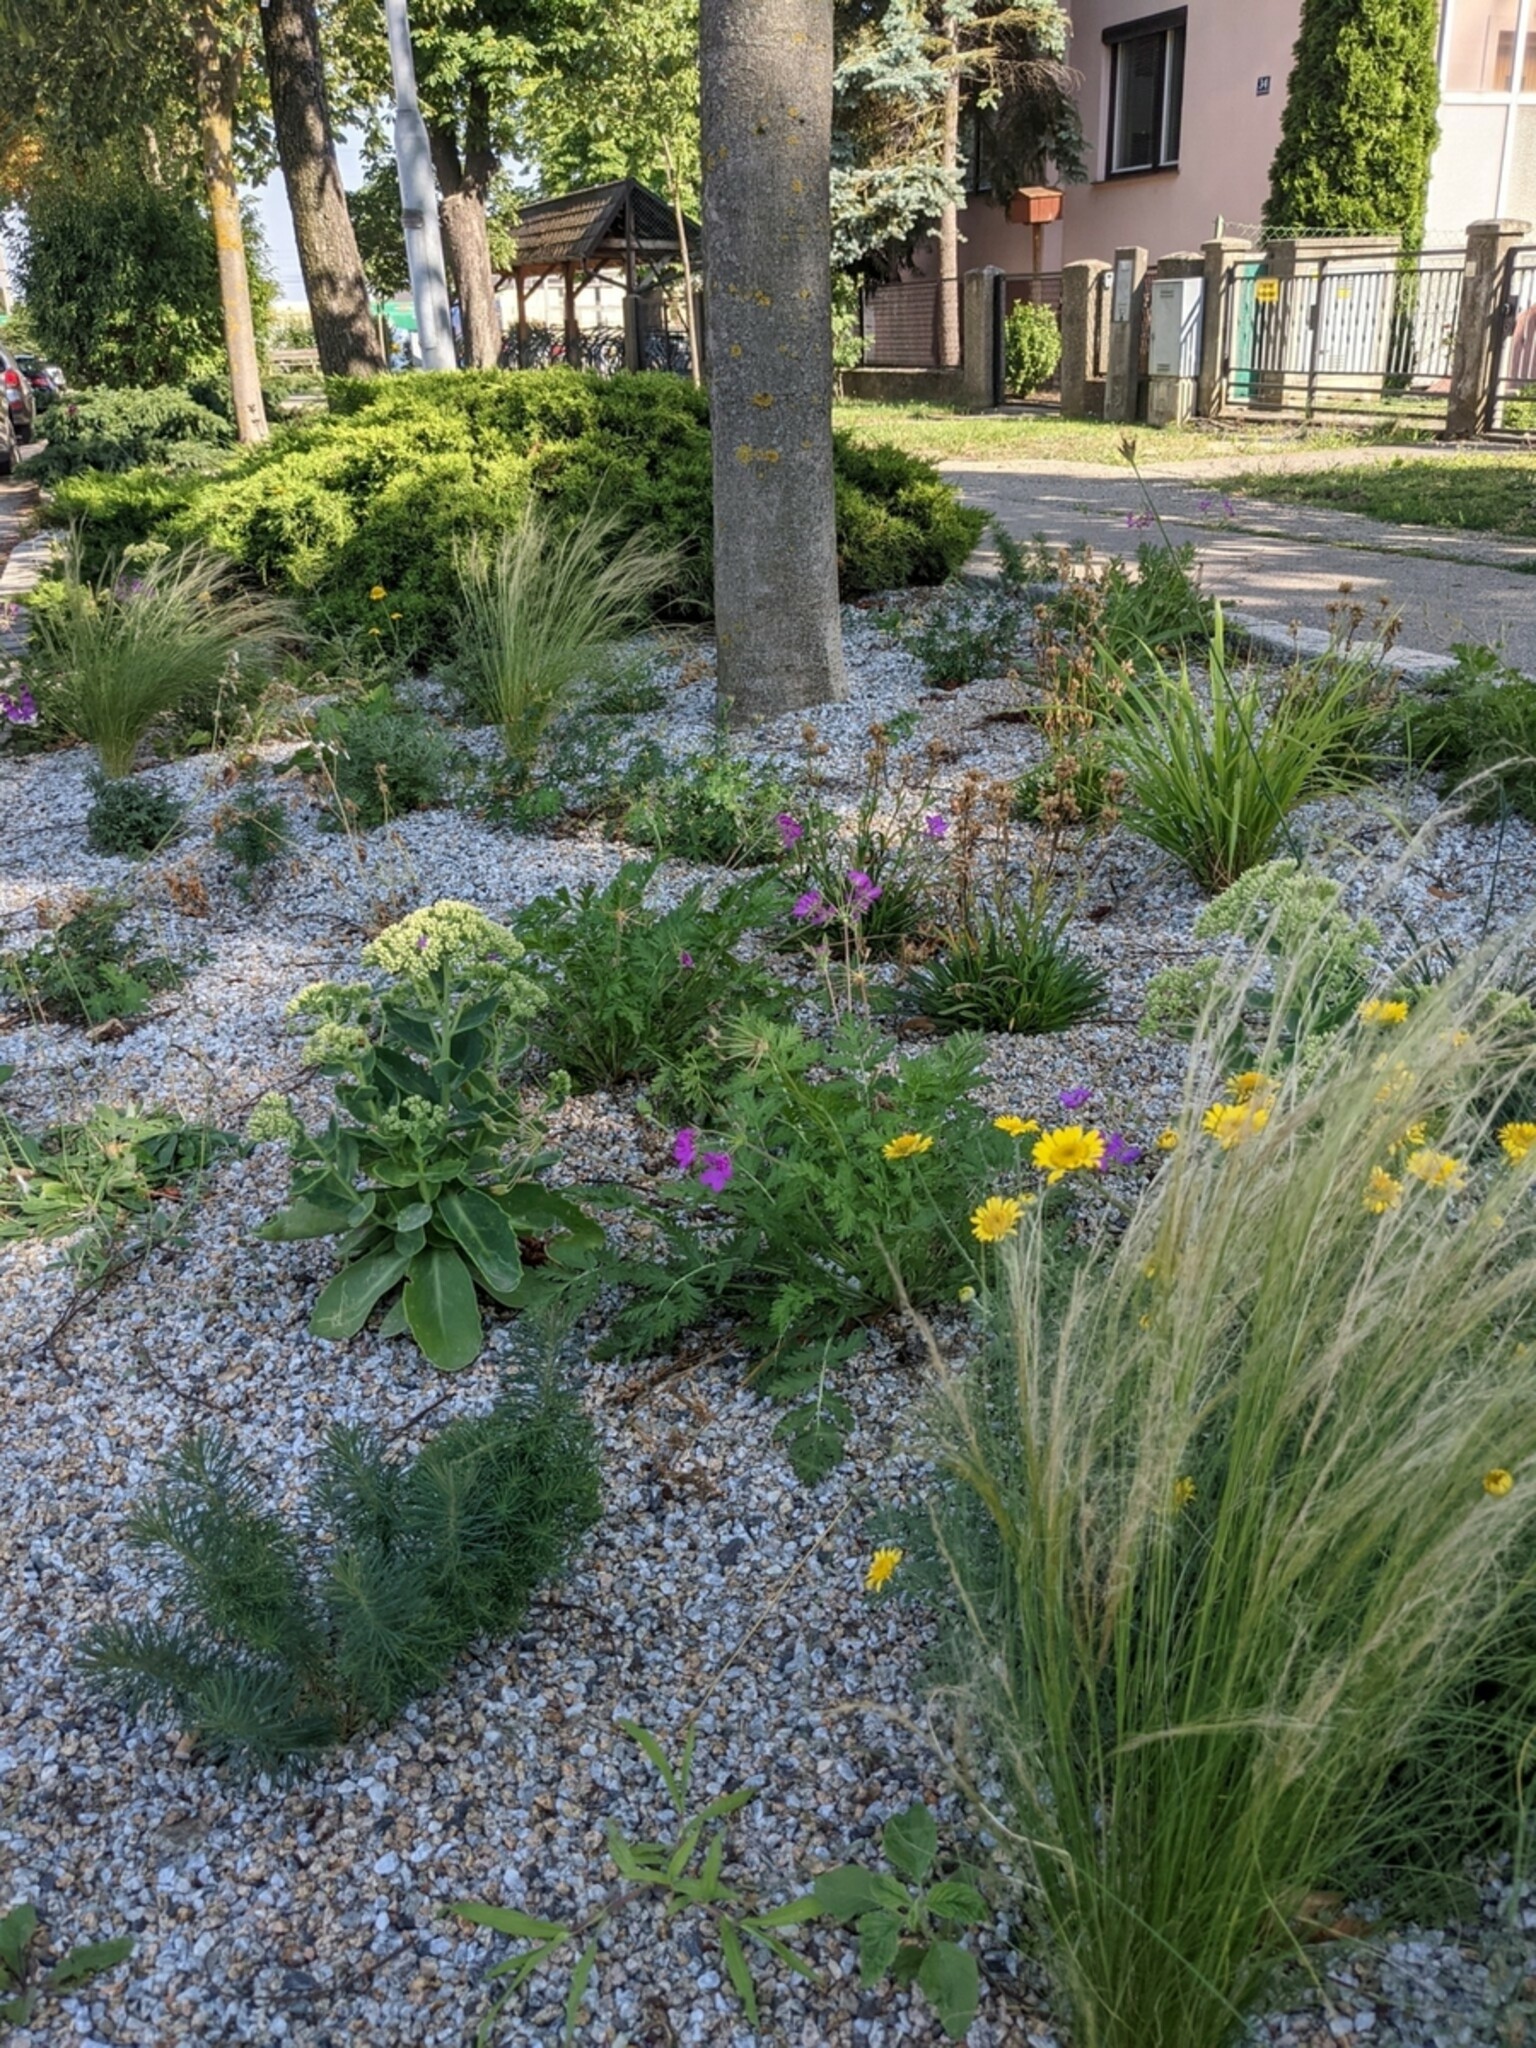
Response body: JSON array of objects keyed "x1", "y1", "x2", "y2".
[
  {"x1": 24, "y1": 541, "x2": 292, "y2": 777},
  {"x1": 928, "y1": 945, "x2": 1536, "y2": 2048},
  {"x1": 453, "y1": 506, "x2": 679, "y2": 777}
]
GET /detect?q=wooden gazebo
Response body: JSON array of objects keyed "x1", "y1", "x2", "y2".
[{"x1": 495, "y1": 178, "x2": 700, "y2": 370}]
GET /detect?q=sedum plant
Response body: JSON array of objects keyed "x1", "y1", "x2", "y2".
[
  {"x1": 928, "y1": 941, "x2": 1536, "y2": 2048},
  {"x1": 23, "y1": 539, "x2": 291, "y2": 777},
  {"x1": 453, "y1": 504, "x2": 679, "y2": 778},
  {"x1": 256, "y1": 900, "x2": 600, "y2": 1372},
  {"x1": 79, "y1": 1379, "x2": 599, "y2": 1779}
]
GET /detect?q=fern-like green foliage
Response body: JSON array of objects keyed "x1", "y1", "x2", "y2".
[{"x1": 79, "y1": 1381, "x2": 600, "y2": 1777}]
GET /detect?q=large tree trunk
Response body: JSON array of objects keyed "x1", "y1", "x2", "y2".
[
  {"x1": 258, "y1": 0, "x2": 385, "y2": 377},
  {"x1": 936, "y1": 13, "x2": 962, "y2": 368},
  {"x1": 427, "y1": 83, "x2": 501, "y2": 369},
  {"x1": 700, "y1": 0, "x2": 846, "y2": 723},
  {"x1": 191, "y1": 6, "x2": 268, "y2": 443}
]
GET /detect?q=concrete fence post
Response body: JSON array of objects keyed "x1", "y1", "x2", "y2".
[
  {"x1": 1103, "y1": 246, "x2": 1147, "y2": 424},
  {"x1": 961, "y1": 266, "x2": 1004, "y2": 409},
  {"x1": 1060, "y1": 258, "x2": 1109, "y2": 416},
  {"x1": 1196, "y1": 237, "x2": 1256, "y2": 417},
  {"x1": 1448, "y1": 218, "x2": 1532, "y2": 437}
]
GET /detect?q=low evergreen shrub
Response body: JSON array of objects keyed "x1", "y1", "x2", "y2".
[
  {"x1": 48, "y1": 373, "x2": 984, "y2": 660},
  {"x1": 79, "y1": 1379, "x2": 600, "y2": 1778},
  {"x1": 23, "y1": 386, "x2": 234, "y2": 482}
]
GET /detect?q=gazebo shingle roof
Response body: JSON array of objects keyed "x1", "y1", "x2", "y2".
[{"x1": 499, "y1": 179, "x2": 699, "y2": 276}]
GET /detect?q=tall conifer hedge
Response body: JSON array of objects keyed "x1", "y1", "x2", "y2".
[{"x1": 1264, "y1": 0, "x2": 1441, "y2": 247}]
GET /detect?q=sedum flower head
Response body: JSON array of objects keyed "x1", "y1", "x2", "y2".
[
  {"x1": 882, "y1": 1131, "x2": 934, "y2": 1160},
  {"x1": 1499, "y1": 1121, "x2": 1536, "y2": 1165},
  {"x1": 375, "y1": 1096, "x2": 453, "y2": 1149},
  {"x1": 971, "y1": 1194, "x2": 1026, "y2": 1243},
  {"x1": 246, "y1": 1091, "x2": 303, "y2": 1145},
  {"x1": 364, "y1": 900, "x2": 543, "y2": 1014},
  {"x1": 1031, "y1": 1125, "x2": 1106, "y2": 1183},
  {"x1": 300, "y1": 1019, "x2": 372, "y2": 1069}
]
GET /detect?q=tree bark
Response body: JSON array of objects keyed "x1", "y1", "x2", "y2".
[
  {"x1": 258, "y1": 0, "x2": 384, "y2": 377},
  {"x1": 190, "y1": 6, "x2": 268, "y2": 443},
  {"x1": 700, "y1": 0, "x2": 846, "y2": 723},
  {"x1": 427, "y1": 82, "x2": 501, "y2": 369},
  {"x1": 936, "y1": 13, "x2": 962, "y2": 368}
]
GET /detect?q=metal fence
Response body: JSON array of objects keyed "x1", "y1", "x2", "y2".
[
  {"x1": 497, "y1": 319, "x2": 693, "y2": 376},
  {"x1": 1493, "y1": 244, "x2": 1536, "y2": 431},
  {"x1": 1219, "y1": 249, "x2": 1464, "y2": 422}
]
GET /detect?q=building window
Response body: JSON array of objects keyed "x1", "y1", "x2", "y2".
[{"x1": 1105, "y1": 9, "x2": 1186, "y2": 175}]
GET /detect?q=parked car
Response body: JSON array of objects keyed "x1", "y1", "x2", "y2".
[
  {"x1": 14, "y1": 353, "x2": 62, "y2": 409},
  {"x1": 0, "y1": 405, "x2": 21, "y2": 476},
  {"x1": 0, "y1": 350, "x2": 36, "y2": 444}
]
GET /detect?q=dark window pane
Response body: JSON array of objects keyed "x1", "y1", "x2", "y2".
[
  {"x1": 1163, "y1": 28, "x2": 1184, "y2": 161},
  {"x1": 1114, "y1": 32, "x2": 1161, "y2": 170}
]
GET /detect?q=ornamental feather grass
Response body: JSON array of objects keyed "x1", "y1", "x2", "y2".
[
  {"x1": 926, "y1": 932, "x2": 1536, "y2": 2048},
  {"x1": 27, "y1": 538, "x2": 293, "y2": 777},
  {"x1": 453, "y1": 505, "x2": 681, "y2": 776}
]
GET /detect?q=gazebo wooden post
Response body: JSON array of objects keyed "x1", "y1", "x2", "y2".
[
  {"x1": 514, "y1": 271, "x2": 529, "y2": 369},
  {"x1": 622, "y1": 182, "x2": 641, "y2": 372},
  {"x1": 563, "y1": 261, "x2": 580, "y2": 367}
]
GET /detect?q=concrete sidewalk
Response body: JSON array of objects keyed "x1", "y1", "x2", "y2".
[{"x1": 949, "y1": 453, "x2": 1536, "y2": 673}]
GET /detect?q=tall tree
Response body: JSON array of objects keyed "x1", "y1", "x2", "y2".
[
  {"x1": 259, "y1": 0, "x2": 384, "y2": 376},
  {"x1": 1265, "y1": 0, "x2": 1440, "y2": 246},
  {"x1": 192, "y1": 0, "x2": 269, "y2": 438},
  {"x1": 701, "y1": 0, "x2": 846, "y2": 721}
]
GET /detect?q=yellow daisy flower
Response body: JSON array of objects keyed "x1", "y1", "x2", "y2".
[
  {"x1": 1499, "y1": 1121, "x2": 1536, "y2": 1165},
  {"x1": 1155, "y1": 1127, "x2": 1179, "y2": 1151},
  {"x1": 882, "y1": 1132, "x2": 934, "y2": 1161},
  {"x1": 1359, "y1": 997, "x2": 1410, "y2": 1026},
  {"x1": 1172, "y1": 1476, "x2": 1196, "y2": 1511},
  {"x1": 971, "y1": 1195, "x2": 1025, "y2": 1243},
  {"x1": 1030, "y1": 1125, "x2": 1106, "y2": 1184},
  {"x1": 1363, "y1": 1166, "x2": 1403, "y2": 1214},
  {"x1": 864, "y1": 1544, "x2": 904, "y2": 1592},
  {"x1": 1405, "y1": 1147, "x2": 1466, "y2": 1193},
  {"x1": 993, "y1": 1115, "x2": 1040, "y2": 1138},
  {"x1": 1226, "y1": 1070, "x2": 1272, "y2": 1102},
  {"x1": 1201, "y1": 1101, "x2": 1270, "y2": 1149},
  {"x1": 1484, "y1": 1468, "x2": 1515, "y2": 1498},
  {"x1": 369, "y1": 584, "x2": 387, "y2": 601}
]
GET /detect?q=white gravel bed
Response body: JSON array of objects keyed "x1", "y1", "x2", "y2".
[{"x1": 2, "y1": 604, "x2": 1534, "y2": 2045}]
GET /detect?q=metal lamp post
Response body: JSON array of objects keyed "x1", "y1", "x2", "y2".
[{"x1": 383, "y1": 0, "x2": 457, "y2": 371}]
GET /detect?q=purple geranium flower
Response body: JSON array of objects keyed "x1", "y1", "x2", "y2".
[
  {"x1": 673, "y1": 1127, "x2": 698, "y2": 1170},
  {"x1": 776, "y1": 813, "x2": 804, "y2": 849},
  {"x1": 678, "y1": 950, "x2": 694, "y2": 970},
  {"x1": 793, "y1": 889, "x2": 830, "y2": 925},
  {"x1": 698, "y1": 1150, "x2": 733, "y2": 1193},
  {"x1": 0, "y1": 687, "x2": 36, "y2": 726},
  {"x1": 1099, "y1": 1131, "x2": 1144, "y2": 1168},
  {"x1": 1058, "y1": 1086, "x2": 1093, "y2": 1112},
  {"x1": 924, "y1": 814, "x2": 948, "y2": 839},
  {"x1": 846, "y1": 869, "x2": 882, "y2": 916},
  {"x1": 1123, "y1": 510, "x2": 1153, "y2": 531}
]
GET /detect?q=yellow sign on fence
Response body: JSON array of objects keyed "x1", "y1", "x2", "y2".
[{"x1": 1255, "y1": 277, "x2": 1280, "y2": 304}]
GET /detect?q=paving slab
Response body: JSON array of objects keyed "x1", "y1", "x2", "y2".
[{"x1": 948, "y1": 450, "x2": 1536, "y2": 674}]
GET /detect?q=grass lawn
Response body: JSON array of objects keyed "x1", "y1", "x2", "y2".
[
  {"x1": 1223, "y1": 453, "x2": 1536, "y2": 536},
  {"x1": 831, "y1": 398, "x2": 1435, "y2": 466}
]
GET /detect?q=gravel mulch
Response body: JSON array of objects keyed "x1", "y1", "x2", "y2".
[{"x1": 3, "y1": 606, "x2": 1534, "y2": 2046}]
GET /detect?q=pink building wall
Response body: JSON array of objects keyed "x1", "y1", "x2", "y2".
[{"x1": 913, "y1": 0, "x2": 1302, "y2": 281}]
